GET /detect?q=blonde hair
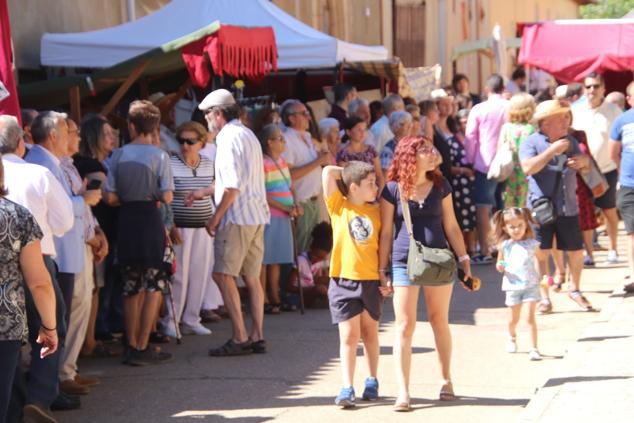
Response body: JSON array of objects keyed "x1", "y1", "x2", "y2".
[
  {"x1": 508, "y1": 92, "x2": 536, "y2": 124},
  {"x1": 490, "y1": 207, "x2": 535, "y2": 245}
]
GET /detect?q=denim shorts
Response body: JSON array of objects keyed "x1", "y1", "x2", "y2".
[
  {"x1": 474, "y1": 171, "x2": 498, "y2": 207},
  {"x1": 391, "y1": 264, "x2": 454, "y2": 287},
  {"x1": 504, "y1": 285, "x2": 541, "y2": 307}
]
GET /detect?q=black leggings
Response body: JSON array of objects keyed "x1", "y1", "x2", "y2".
[{"x1": 0, "y1": 341, "x2": 20, "y2": 423}]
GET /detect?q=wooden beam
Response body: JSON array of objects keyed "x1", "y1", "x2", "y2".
[
  {"x1": 101, "y1": 60, "x2": 151, "y2": 117},
  {"x1": 69, "y1": 85, "x2": 81, "y2": 124}
]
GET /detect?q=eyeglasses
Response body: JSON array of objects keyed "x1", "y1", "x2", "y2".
[
  {"x1": 291, "y1": 110, "x2": 310, "y2": 117},
  {"x1": 585, "y1": 84, "x2": 601, "y2": 90},
  {"x1": 417, "y1": 146, "x2": 436, "y2": 155},
  {"x1": 272, "y1": 135, "x2": 286, "y2": 143},
  {"x1": 177, "y1": 137, "x2": 200, "y2": 146}
]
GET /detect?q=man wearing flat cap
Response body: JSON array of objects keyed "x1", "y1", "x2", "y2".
[
  {"x1": 519, "y1": 100, "x2": 592, "y2": 314},
  {"x1": 195, "y1": 88, "x2": 270, "y2": 356}
]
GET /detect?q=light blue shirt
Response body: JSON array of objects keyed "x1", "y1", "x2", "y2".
[{"x1": 25, "y1": 145, "x2": 85, "y2": 273}]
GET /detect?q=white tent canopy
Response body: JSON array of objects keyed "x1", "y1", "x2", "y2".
[{"x1": 41, "y1": 0, "x2": 389, "y2": 69}]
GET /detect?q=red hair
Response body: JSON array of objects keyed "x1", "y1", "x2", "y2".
[{"x1": 386, "y1": 135, "x2": 444, "y2": 198}]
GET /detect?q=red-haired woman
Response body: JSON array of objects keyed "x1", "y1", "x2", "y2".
[{"x1": 378, "y1": 136, "x2": 472, "y2": 411}]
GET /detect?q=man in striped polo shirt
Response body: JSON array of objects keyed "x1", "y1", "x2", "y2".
[{"x1": 199, "y1": 89, "x2": 271, "y2": 356}]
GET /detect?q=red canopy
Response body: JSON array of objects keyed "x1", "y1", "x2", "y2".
[
  {"x1": 181, "y1": 25, "x2": 277, "y2": 88},
  {"x1": 0, "y1": 0, "x2": 21, "y2": 124},
  {"x1": 519, "y1": 20, "x2": 634, "y2": 83}
]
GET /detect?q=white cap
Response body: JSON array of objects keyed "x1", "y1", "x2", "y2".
[
  {"x1": 430, "y1": 88, "x2": 454, "y2": 100},
  {"x1": 555, "y1": 85, "x2": 568, "y2": 99},
  {"x1": 198, "y1": 89, "x2": 236, "y2": 110}
]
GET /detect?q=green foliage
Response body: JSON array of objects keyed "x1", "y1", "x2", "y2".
[{"x1": 580, "y1": 0, "x2": 634, "y2": 19}]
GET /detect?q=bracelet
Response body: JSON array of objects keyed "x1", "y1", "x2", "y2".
[
  {"x1": 458, "y1": 255, "x2": 470, "y2": 263},
  {"x1": 41, "y1": 323, "x2": 56, "y2": 332}
]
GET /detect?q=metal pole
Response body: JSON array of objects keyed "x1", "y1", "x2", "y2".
[{"x1": 127, "y1": 0, "x2": 136, "y2": 22}]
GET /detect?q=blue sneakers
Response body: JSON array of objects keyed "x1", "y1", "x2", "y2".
[
  {"x1": 335, "y1": 386, "x2": 356, "y2": 408},
  {"x1": 362, "y1": 377, "x2": 379, "y2": 401}
]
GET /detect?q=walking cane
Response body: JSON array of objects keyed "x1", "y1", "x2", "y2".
[
  {"x1": 164, "y1": 230, "x2": 183, "y2": 344},
  {"x1": 165, "y1": 280, "x2": 183, "y2": 344},
  {"x1": 290, "y1": 218, "x2": 305, "y2": 315}
]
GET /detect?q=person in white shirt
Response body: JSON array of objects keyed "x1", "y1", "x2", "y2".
[
  {"x1": 0, "y1": 114, "x2": 74, "y2": 417},
  {"x1": 0, "y1": 116, "x2": 73, "y2": 257},
  {"x1": 572, "y1": 72, "x2": 623, "y2": 264},
  {"x1": 369, "y1": 93, "x2": 405, "y2": 153},
  {"x1": 192, "y1": 89, "x2": 270, "y2": 356},
  {"x1": 280, "y1": 99, "x2": 333, "y2": 252}
]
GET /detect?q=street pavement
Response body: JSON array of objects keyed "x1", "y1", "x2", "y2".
[{"x1": 55, "y1": 229, "x2": 634, "y2": 423}]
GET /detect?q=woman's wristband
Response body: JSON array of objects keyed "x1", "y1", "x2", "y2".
[
  {"x1": 41, "y1": 323, "x2": 56, "y2": 332},
  {"x1": 458, "y1": 255, "x2": 470, "y2": 263}
]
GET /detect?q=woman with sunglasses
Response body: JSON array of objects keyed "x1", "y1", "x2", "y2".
[
  {"x1": 378, "y1": 136, "x2": 472, "y2": 411},
  {"x1": 160, "y1": 121, "x2": 216, "y2": 337}
]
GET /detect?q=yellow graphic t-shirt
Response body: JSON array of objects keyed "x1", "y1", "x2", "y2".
[{"x1": 326, "y1": 189, "x2": 381, "y2": 281}]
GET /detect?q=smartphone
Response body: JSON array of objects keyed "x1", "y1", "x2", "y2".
[
  {"x1": 86, "y1": 179, "x2": 102, "y2": 190},
  {"x1": 458, "y1": 269, "x2": 481, "y2": 292}
]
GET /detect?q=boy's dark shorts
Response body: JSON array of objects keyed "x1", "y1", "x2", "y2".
[{"x1": 328, "y1": 278, "x2": 382, "y2": 324}]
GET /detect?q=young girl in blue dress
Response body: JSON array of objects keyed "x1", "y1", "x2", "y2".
[{"x1": 492, "y1": 207, "x2": 542, "y2": 361}]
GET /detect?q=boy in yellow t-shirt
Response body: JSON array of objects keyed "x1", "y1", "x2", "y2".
[{"x1": 322, "y1": 161, "x2": 389, "y2": 408}]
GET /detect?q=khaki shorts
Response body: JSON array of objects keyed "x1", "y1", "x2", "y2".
[{"x1": 213, "y1": 223, "x2": 264, "y2": 278}]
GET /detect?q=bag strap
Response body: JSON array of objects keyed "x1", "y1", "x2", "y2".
[
  {"x1": 398, "y1": 187, "x2": 415, "y2": 240},
  {"x1": 550, "y1": 155, "x2": 565, "y2": 200}
]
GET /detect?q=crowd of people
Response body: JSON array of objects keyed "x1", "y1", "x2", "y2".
[{"x1": 1, "y1": 66, "x2": 633, "y2": 420}]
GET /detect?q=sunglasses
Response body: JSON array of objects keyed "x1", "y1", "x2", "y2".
[
  {"x1": 177, "y1": 137, "x2": 200, "y2": 146},
  {"x1": 417, "y1": 146, "x2": 436, "y2": 155},
  {"x1": 585, "y1": 84, "x2": 601, "y2": 90}
]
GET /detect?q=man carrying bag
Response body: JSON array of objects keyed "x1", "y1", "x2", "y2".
[{"x1": 519, "y1": 100, "x2": 592, "y2": 314}]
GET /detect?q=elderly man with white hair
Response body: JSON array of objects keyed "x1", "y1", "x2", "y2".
[
  {"x1": 191, "y1": 89, "x2": 270, "y2": 356},
  {"x1": 281, "y1": 99, "x2": 333, "y2": 252},
  {"x1": 369, "y1": 93, "x2": 405, "y2": 153}
]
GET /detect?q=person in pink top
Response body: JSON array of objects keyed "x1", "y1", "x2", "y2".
[{"x1": 464, "y1": 74, "x2": 510, "y2": 264}]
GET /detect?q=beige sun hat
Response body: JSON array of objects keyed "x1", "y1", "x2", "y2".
[
  {"x1": 198, "y1": 89, "x2": 236, "y2": 111},
  {"x1": 533, "y1": 99, "x2": 570, "y2": 122}
]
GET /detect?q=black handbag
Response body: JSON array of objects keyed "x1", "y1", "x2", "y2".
[{"x1": 531, "y1": 161, "x2": 564, "y2": 227}]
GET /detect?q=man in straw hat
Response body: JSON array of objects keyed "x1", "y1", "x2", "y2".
[{"x1": 519, "y1": 99, "x2": 593, "y2": 314}]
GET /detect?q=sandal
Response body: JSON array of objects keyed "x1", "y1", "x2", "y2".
[
  {"x1": 149, "y1": 332, "x2": 170, "y2": 344},
  {"x1": 264, "y1": 303, "x2": 281, "y2": 315},
  {"x1": 553, "y1": 273, "x2": 565, "y2": 292},
  {"x1": 280, "y1": 303, "x2": 298, "y2": 312},
  {"x1": 393, "y1": 400, "x2": 412, "y2": 412},
  {"x1": 569, "y1": 290, "x2": 594, "y2": 311},
  {"x1": 208, "y1": 339, "x2": 253, "y2": 357},
  {"x1": 439, "y1": 381, "x2": 456, "y2": 401},
  {"x1": 251, "y1": 339, "x2": 267, "y2": 354},
  {"x1": 80, "y1": 342, "x2": 122, "y2": 358}
]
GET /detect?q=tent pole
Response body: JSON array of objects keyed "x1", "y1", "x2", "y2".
[
  {"x1": 69, "y1": 85, "x2": 81, "y2": 124},
  {"x1": 101, "y1": 60, "x2": 150, "y2": 117}
]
